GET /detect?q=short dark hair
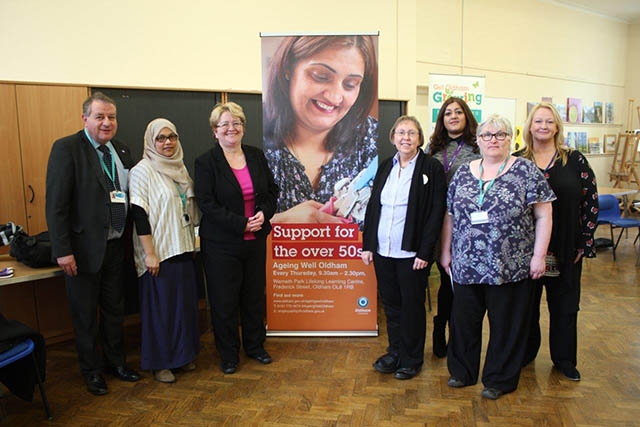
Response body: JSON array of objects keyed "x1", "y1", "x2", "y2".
[{"x1": 82, "y1": 91, "x2": 116, "y2": 116}]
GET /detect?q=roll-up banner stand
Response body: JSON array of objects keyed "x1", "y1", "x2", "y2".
[{"x1": 261, "y1": 32, "x2": 379, "y2": 336}]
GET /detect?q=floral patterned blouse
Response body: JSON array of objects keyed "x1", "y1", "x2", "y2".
[
  {"x1": 447, "y1": 157, "x2": 556, "y2": 285},
  {"x1": 516, "y1": 149, "x2": 599, "y2": 263},
  {"x1": 265, "y1": 116, "x2": 378, "y2": 213}
]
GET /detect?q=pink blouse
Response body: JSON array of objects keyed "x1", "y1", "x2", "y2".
[{"x1": 231, "y1": 165, "x2": 256, "y2": 240}]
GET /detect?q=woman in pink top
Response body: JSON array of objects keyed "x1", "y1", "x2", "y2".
[{"x1": 194, "y1": 102, "x2": 278, "y2": 374}]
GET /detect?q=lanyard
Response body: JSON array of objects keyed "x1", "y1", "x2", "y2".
[
  {"x1": 97, "y1": 147, "x2": 119, "y2": 190},
  {"x1": 442, "y1": 141, "x2": 465, "y2": 174},
  {"x1": 173, "y1": 182, "x2": 187, "y2": 211},
  {"x1": 537, "y1": 150, "x2": 558, "y2": 179},
  {"x1": 477, "y1": 157, "x2": 509, "y2": 207}
]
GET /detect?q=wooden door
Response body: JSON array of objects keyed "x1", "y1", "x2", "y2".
[
  {"x1": 0, "y1": 84, "x2": 27, "y2": 254},
  {"x1": 16, "y1": 85, "x2": 88, "y2": 234}
]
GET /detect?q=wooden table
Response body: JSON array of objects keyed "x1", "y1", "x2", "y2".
[
  {"x1": 0, "y1": 255, "x2": 62, "y2": 286},
  {"x1": 0, "y1": 255, "x2": 73, "y2": 344}
]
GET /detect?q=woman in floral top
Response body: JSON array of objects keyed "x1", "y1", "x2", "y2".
[
  {"x1": 441, "y1": 114, "x2": 555, "y2": 400},
  {"x1": 519, "y1": 102, "x2": 598, "y2": 382}
]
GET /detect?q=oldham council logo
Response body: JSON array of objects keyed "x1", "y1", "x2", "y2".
[{"x1": 357, "y1": 296, "x2": 369, "y2": 308}]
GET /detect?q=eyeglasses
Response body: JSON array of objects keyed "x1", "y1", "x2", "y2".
[
  {"x1": 217, "y1": 121, "x2": 243, "y2": 129},
  {"x1": 394, "y1": 130, "x2": 418, "y2": 138},
  {"x1": 155, "y1": 134, "x2": 178, "y2": 143},
  {"x1": 478, "y1": 131, "x2": 509, "y2": 142}
]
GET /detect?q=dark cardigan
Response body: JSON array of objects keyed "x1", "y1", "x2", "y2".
[{"x1": 362, "y1": 150, "x2": 447, "y2": 262}]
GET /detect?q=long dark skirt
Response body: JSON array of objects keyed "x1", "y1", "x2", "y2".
[{"x1": 139, "y1": 253, "x2": 200, "y2": 371}]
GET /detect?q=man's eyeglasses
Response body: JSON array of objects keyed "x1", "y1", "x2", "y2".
[
  {"x1": 394, "y1": 130, "x2": 418, "y2": 138},
  {"x1": 478, "y1": 132, "x2": 509, "y2": 142},
  {"x1": 156, "y1": 134, "x2": 178, "y2": 143},
  {"x1": 217, "y1": 121, "x2": 243, "y2": 129}
]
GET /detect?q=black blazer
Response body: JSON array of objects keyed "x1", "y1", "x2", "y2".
[
  {"x1": 194, "y1": 143, "x2": 278, "y2": 243},
  {"x1": 362, "y1": 149, "x2": 446, "y2": 262},
  {"x1": 46, "y1": 130, "x2": 134, "y2": 273}
]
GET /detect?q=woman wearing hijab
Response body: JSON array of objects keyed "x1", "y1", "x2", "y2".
[{"x1": 129, "y1": 118, "x2": 201, "y2": 383}]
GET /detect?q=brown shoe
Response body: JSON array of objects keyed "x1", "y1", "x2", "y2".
[{"x1": 154, "y1": 369, "x2": 176, "y2": 383}]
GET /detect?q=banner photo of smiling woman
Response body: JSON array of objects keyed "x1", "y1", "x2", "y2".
[{"x1": 262, "y1": 34, "x2": 379, "y2": 226}]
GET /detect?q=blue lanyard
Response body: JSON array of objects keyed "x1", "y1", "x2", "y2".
[
  {"x1": 538, "y1": 150, "x2": 558, "y2": 179},
  {"x1": 477, "y1": 157, "x2": 509, "y2": 207},
  {"x1": 97, "y1": 147, "x2": 119, "y2": 190},
  {"x1": 442, "y1": 141, "x2": 465, "y2": 174}
]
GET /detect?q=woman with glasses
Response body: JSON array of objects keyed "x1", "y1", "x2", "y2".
[
  {"x1": 194, "y1": 102, "x2": 278, "y2": 374},
  {"x1": 263, "y1": 35, "x2": 378, "y2": 224},
  {"x1": 519, "y1": 103, "x2": 598, "y2": 381},
  {"x1": 441, "y1": 114, "x2": 555, "y2": 399},
  {"x1": 129, "y1": 118, "x2": 201, "y2": 383},
  {"x1": 361, "y1": 116, "x2": 446, "y2": 380},
  {"x1": 426, "y1": 97, "x2": 480, "y2": 358}
]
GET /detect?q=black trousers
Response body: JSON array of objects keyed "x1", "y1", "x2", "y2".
[
  {"x1": 201, "y1": 238, "x2": 266, "y2": 364},
  {"x1": 525, "y1": 259, "x2": 582, "y2": 369},
  {"x1": 447, "y1": 279, "x2": 534, "y2": 392},
  {"x1": 373, "y1": 254, "x2": 428, "y2": 368},
  {"x1": 435, "y1": 261, "x2": 454, "y2": 322},
  {"x1": 65, "y1": 238, "x2": 126, "y2": 376}
]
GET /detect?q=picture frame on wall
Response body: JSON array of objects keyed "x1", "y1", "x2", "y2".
[{"x1": 603, "y1": 134, "x2": 617, "y2": 154}]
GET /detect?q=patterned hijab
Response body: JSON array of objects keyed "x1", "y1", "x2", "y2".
[{"x1": 143, "y1": 118, "x2": 194, "y2": 197}]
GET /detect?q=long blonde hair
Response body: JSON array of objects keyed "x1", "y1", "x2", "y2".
[{"x1": 521, "y1": 102, "x2": 570, "y2": 166}]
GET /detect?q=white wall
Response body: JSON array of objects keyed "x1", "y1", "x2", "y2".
[
  {"x1": 0, "y1": 0, "x2": 416, "y2": 104},
  {"x1": 415, "y1": 0, "x2": 631, "y2": 185}
]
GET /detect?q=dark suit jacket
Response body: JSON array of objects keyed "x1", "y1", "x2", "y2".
[
  {"x1": 194, "y1": 143, "x2": 278, "y2": 244},
  {"x1": 362, "y1": 149, "x2": 447, "y2": 262},
  {"x1": 46, "y1": 130, "x2": 134, "y2": 273}
]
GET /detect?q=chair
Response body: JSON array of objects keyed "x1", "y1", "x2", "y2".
[
  {"x1": 596, "y1": 194, "x2": 640, "y2": 261},
  {"x1": 0, "y1": 338, "x2": 51, "y2": 420}
]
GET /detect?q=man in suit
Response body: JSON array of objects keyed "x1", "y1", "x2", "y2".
[{"x1": 46, "y1": 92, "x2": 140, "y2": 396}]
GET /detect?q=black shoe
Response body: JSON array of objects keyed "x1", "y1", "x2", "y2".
[
  {"x1": 394, "y1": 365, "x2": 421, "y2": 380},
  {"x1": 248, "y1": 351, "x2": 272, "y2": 364},
  {"x1": 432, "y1": 316, "x2": 447, "y2": 358},
  {"x1": 106, "y1": 365, "x2": 141, "y2": 382},
  {"x1": 373, "y1": 352, "x2": 399, "y2": 374},
  {"x1": 481, "y1": 387, "x2": 504, "y2": 400},
  {"x1": 85, "y1": 373, "x2": 108, "y2": 396},
  {"x1": 447, "y1": 376, "x2": 466, "y2": 388},
  {"x1": 554, "y1": 364, "x2": 581, "y2": 381},
  {"x1": 221, "y1": 361, "x2": 237, "y2": 374}
]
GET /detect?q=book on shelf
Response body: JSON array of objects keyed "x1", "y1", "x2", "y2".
[
  {"x1": 588, "y1": 137, "x2": 602, "y2": 154},
  {"x1": 566, "y1": 97, "x2": 582, "y2": 123},
  {"x1": 565, "y1": 131, "x2": 588, "y2": 152},
  {"x1": 582, "y1": 105, "x2": 596, "y2": 123},
  {"x1": 605, "y1": 102, "x2": 615, "y2": 124},
  {"x1": 593, "y1": 101, "x2": 603, "y2": 123},
  {"x1": 555, "y1": 103, "x2": 567, "y2": 122},
  {"x1": 565, "y1": 132, "x2": 577, "y2": 150},
  {"x1": 577, "y1": 132, "x2": 588, "y2": 153}
]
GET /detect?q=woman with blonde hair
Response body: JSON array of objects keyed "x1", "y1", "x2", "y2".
[{"x1": 519, "y1": 102, "x2": 598, "y2": 381}]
